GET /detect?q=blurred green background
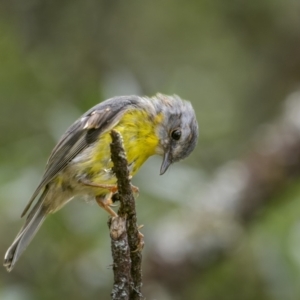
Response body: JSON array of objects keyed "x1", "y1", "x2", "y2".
[{"x1": 1, "y1": 1, "x2": 300, "y2": 299}]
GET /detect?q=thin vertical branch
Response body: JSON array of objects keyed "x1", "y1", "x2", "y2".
[
  {"x1": 109, "y1": 215, "x2": 131, "y2": 300},
  {"x1": 109, "y1": 130, "x2": 144, "y2": 300}
]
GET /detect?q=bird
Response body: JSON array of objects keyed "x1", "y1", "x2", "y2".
[{"x1": 3, "y1": 93, "x2": 198, "y2": 272}]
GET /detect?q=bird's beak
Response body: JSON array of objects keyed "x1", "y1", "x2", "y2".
[{"x1": 160, "y1": 150, "x2": 172, "y2": 175}]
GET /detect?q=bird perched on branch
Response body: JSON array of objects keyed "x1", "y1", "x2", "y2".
[{"x1": 4, "y1": 93, "x2": 198, "y2": 271}]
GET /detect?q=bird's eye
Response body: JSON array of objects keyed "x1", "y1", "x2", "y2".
[{"x1": 171, "y1": 129, "x2": 181, "y2": 141}]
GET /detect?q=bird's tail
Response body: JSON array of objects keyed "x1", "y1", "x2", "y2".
[{"x1": 3, "y1": 188, "x2": 49, "y2": 272}]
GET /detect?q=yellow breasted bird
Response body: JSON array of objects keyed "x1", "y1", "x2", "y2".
[{"x1": 4, "y1": 93, "x2": 198, "y2": 271}]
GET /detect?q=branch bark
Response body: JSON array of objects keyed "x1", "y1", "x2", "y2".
[
  {"x1": 109, "y1": 130, "x2": 144, "y2": 300},
  {"x1": 109, "y1": 216, "x2": 131, "y2": 300}
]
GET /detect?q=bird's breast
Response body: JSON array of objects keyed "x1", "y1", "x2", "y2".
[{"x1": 68, "y1": 109, "x2": 162, "y2": 187}]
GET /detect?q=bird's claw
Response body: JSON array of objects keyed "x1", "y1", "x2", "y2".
[
  {"x1": 131, "y1": 184, "x2": 139, "y2": 198},
  {"x1": 132, "y1": 227, "x2": 144, "y2": 252}
]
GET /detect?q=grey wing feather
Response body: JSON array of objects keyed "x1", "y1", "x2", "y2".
[{"x1": 21, "y1": 96, "x2": 141, "y2": 217}]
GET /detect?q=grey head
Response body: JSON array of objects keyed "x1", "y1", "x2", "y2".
[{"x1": 150, "y1": 93, "x2": 199, "y2": 174}]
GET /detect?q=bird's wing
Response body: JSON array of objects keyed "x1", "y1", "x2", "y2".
[{"x1": 21, "y1": 96, "x2": 141, "y2": 217}]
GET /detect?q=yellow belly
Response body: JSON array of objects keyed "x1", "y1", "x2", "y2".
[{"x1": 70, "y1": 108, "x2": 162, "y2": 187}]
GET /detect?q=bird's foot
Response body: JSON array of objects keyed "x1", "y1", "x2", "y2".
[
  {"x1": 132, "y1": 225, "x2": 144, "y2": 252},
  {"x1": 80, "y1": 179, "x2": 118, "y2": 194},
  {"x1": 95, "y1": 194, "x2": 118, "y2": 217}
]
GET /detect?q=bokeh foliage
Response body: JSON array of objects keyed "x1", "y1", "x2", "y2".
[{"x1": 1, "y1": 1, "x2": 300, "y2": 299}]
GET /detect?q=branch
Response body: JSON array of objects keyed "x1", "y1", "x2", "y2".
[
  {"x1": 109, "y1": 216, "x2": 131, "y2": 300},
  {"x1": 109, "y1": 130, "x2": 144, "y2": 300}
]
